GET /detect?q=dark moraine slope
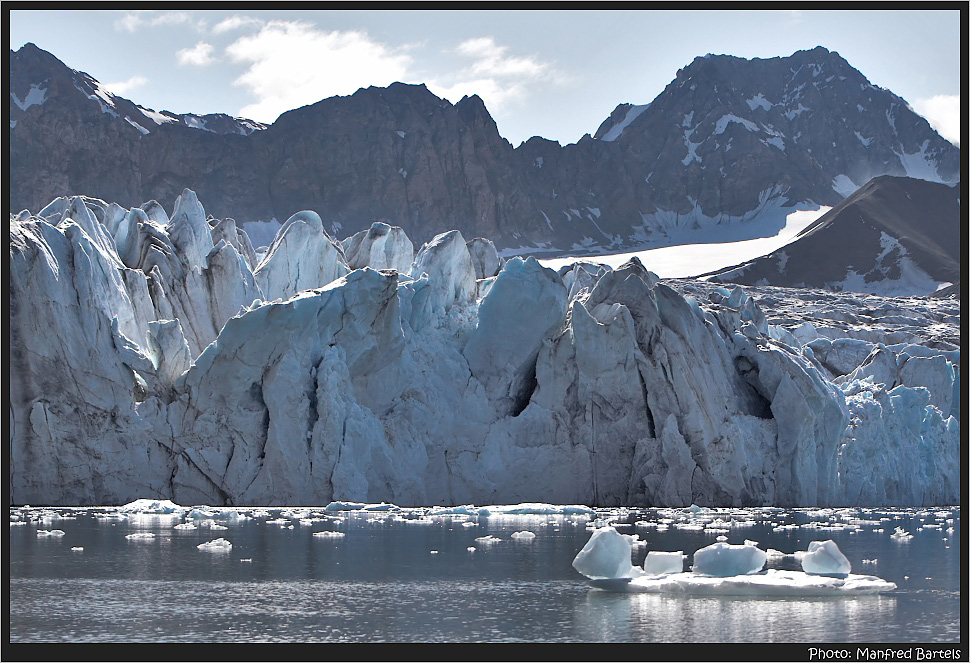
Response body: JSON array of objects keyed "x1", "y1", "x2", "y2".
[{"x1": 705, "y1": 175, "x2": 961, "y2": 295}]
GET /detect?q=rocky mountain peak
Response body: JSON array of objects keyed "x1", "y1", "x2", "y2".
[{"x1": 9, "y1": 43, "x2": 960, "y2": 258}]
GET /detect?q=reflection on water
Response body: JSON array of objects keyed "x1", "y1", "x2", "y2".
[
  {"x1": 576, "y1": 592, "x2": 897, "y2": 643},
  {"x1": 8, "y1": 505, "x2": 960, "y2": 643}
]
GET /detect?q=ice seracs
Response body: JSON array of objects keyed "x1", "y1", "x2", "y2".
[
  {"x1": 254, "y1": 210, "x2": 349, "y2": 302},
  {"x1": 7, "y1": 189, "x2": 960, "y2": 508},
  {"x1": 342, "y1": 221, "x2": 414, "y2": 274}
]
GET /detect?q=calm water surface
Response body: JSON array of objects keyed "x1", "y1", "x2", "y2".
[{"x1": 8, "y1": 505, "x2": 960, "y2": 643}]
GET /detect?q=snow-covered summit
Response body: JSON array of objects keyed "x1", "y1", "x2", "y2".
[{"x1": 9, "y1": 42, "x2": 266, "y2": 137}]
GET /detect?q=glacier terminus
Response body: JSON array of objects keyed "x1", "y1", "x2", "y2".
[{"x1": 8, "y1": 190, "x2": 960, "y2": 508}]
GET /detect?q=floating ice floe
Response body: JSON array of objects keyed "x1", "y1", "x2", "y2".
[
  {"x1": 36, "y1": 529, "x2": 66, "y2": 537},
  {"x1": 200, "y1": 522, "x2": 228, "y2": 530},
  {"x1": 119, "y1": 499, "x2": 185, "y2": 514},
  {"x1": 479, "y1": 504, "x2": 595, "y2": 516},
  {"x1": 573, "y1": 527, "x2": 895, "y2": 596},
  {"x1": 324, "y1": 501, "x2": 402, "y2": 513},
  {"x1": 891, "y1": 527, "x2": 914, "y2": 540},
  {"x1": 125, "y1": 532, "x2": 156, "y2": 540},
  {"x1": 312, "y1": 531, "x2": 345, "y2": 539},
  {"x1": 197, "y1": 538, "x2": 232, "y2": 551},
  {"x1": 511, "y1": 530, "x2": 536, "y2": 540}
]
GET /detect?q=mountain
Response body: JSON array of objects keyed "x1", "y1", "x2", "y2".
[
  {"x1": 9, "y1": 43, "x2": 959, "y2": 253},
  {"x1": 704, "y1": 175, "x2": 961, "y2": 295}
]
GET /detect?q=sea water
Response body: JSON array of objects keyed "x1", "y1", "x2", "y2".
[{"x1": 7, "y1": 505, "x2": 960, "y2": 643}]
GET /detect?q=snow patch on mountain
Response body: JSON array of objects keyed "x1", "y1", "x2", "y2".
[
  {"x1": 600, "y1": 104, "x2": 649, "y2": 142},
  {"x1": 896, "y1": 140, "x2": 945, "y2": 183},
  {"x1": 135, "y1": 107, "x2": 178, "y2": 126},
  {"x1": 74, "y1": 78, "x2": 119, "y2": 117},
  {"x1": 746, "y1": 93, "x2": 773, "y2": 111},
  {"x1": 125, "y1": 116, "x2": 150, "y2": 135},
  {"x1": 10, "y1": 84, "x2": 48, "y2": 111},
  {"x1": 830, "y1": 233, "x2": 951, "y2": 296},
  {"x1": 832, "y1": 175, "x2": 860, "y2": 197},
  {"x1": 714, "y1": 114, "x2": 759, "y2": 135}
]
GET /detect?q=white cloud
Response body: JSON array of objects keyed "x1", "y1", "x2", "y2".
[
  {"x1": 114, "y1": 11, "x2": 203, "y2": 33},
  {"x1": 911, "y1": 95, "x2": 960, "y2": 146},
  {"x1": 213, "y1": 15, "x2": 265, "y2": 35},
  {"x1": 104, "y1": 75, "x2": 148, "y2": 95},
  {"x1": 427, "y1": 37, "x2": 556, "y2": 113},
  {"x1": 456, "y1": 37, "x2": 547, "y2": 78},
  {"x1": 177, "y1": 42, "x2": 217, "y2": 67},
  {"x1": 225, "y1": 21, "x2": 413, "y2": 123}
]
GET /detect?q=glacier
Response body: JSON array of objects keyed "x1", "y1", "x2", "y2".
[{"x1": 8, "y1": 190, "x2": 960, "y2": 507}]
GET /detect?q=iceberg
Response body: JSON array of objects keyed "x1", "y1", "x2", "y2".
[
  {"x1": 197, "y1": 538, "x2": 232, "y2": 552},
  {"x1": 573, "y1": 527, "x2": 896, "y2": 596},
  {"x1": 596, "y1": 570, "x2": 897, "y2": 597},
  {"x1": 799, "y1": 539, "x2": 851, "y2": 576},
  {"x1": 643, "y1": 550, "x2": 685, "y2": 575},
  {"x1": 691, "y1": 541, "x2": 767, "y2": 576},
  {"x1": 572, "y1": 527, "x2": 643, "y2": 579}
]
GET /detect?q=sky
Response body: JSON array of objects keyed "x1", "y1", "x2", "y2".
[{"x1": 7, "y1": 8, "x2": 963, "y2": 147}]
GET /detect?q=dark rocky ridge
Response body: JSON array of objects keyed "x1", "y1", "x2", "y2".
[
  {"x1": 9, "y1": 43, "x2": 960, "y2": 254},
  {"x1": 704, "y1": 175, "x2": 961, "y2": 293}
]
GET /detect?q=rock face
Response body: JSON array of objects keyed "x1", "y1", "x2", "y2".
[
  {"x1": 9, "y1": 43, "x2": 959, "y2": 255},
  {"x1": 8, "y1": 190, "x2": 960, "y2": 508},
  {"x1": 705, "y1": 175, "x2": 961, "y2": 295}
]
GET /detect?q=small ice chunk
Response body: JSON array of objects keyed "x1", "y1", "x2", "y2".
[
  {"x1": 692, "y1": 542, "x2": 766, "y2": 577},
  {"x1": 125, "y1": 532, "x2": 155, "y2": 540},
  {"x1": 511, "y1": 530, "x2": 536, "y2": 540},
  {"x1": 312, "y1": 531, "x2": 345, "y2": 539},
  {"x1": 197, "y1": 538, "x2": 232, "y2": 551},
  {"x1": 71, "y1": 546, "x2": 83, "y2": 552},
  {"x1": 36, "y1": 529, "x2": 66, "y2": 537},
  {"x1": 572, "y1": 527, "x2": 642, "y2": 579},
  {"x1": 643, "y1": 551, "x2": 684, "y2": 575},
  {"x1": 800, "y1": 540, "x2": 851, "y2": 576}
]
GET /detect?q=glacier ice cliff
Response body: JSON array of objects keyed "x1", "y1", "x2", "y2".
[{"x1": 8, "y1": 191, "x2": 961, "y2": 507}]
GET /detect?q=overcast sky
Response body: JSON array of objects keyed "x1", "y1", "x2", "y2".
[{"x1": 8, "y1": 8, "x2": 963, "y2": 146}]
